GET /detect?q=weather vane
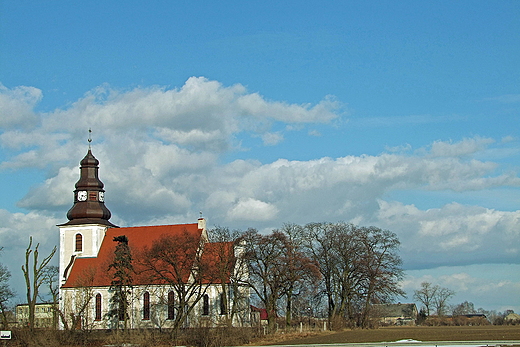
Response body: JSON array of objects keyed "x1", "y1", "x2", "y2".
[{"x1": 88, "y1": 128, "x2": 92, "y2": 149}]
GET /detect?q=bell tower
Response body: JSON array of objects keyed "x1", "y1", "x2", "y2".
[
  {"x1": 58, "y1": 145, "x2": 118, "y2": 284},
  {"x1": 63, "y1": 149, "x2": 116, "y2": 227}
]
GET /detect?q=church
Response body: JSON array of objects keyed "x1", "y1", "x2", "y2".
[{"x1": 58, "y1": 148, "x2": 251, "y2": 330}]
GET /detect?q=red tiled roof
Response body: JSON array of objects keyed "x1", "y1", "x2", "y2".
[{"x1": 63, "y1": 223, "x2": 210, "y2": 288}]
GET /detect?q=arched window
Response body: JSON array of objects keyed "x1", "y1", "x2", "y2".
[
  {"x1": 167, "y1": 291, "x2": 175, "y2": 320},
  {"x1": 202, "y1": 294, "x2": 209, "y2": 316},
  {"x1": 95, "y1": 293, "x2": 102, "y2": 321},
  {"x1": 219, "y1": 293, "x2": 227, "y2": 315},
  {"x1": 143, "y1": 292, "x2": 150, "y2": 320},
  {"x1": 75, "y1": 233, "x2": 83, "y2": 252}
]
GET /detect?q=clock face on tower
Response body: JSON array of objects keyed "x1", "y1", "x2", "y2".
[
  {"x1": 77, "y1": 191, "x2": 87, "y2": 201},
  {"x1": 99, "y1": 191, "x2": 105, "y2": 202}
]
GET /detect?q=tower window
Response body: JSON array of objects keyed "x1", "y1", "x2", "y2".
[
  {"x1": 202, "y1": 294, "x2": 209, "y2": 316},
  {"x1": 75, "y1": 234, "x2": 83, "y2": 252},
  {"x1": 95, "y1": 293, "x2": 102, "y2": 321},
  {"x1": 89, "y1": 191, "x2": 97, "y2": 201},
  {"x1": 143, "y1": 292, "x2": 150, "y2": 320},
  {"x1": 167, "y1": 291, "x2": 175, "y2": 320}
]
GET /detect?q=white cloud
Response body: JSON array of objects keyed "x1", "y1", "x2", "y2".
[
  {"x1": 428, "y1": 137, "x2": 495, "y2": 158},
  {"x1": 261, "y1": 132, "x2": 284, "y2": 146},
  {"x1": 227, "y1": 198, "x2": 279, "y2": 222},
  {"x1": 1, "y1": 78, "x2": 520, "y2": 276},
  {"x1": 0, "y1": 84, "x2": 42, "y2": 129}
]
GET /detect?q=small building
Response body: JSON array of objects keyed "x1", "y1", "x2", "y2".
[
  {"x1": 16, "y1": 303, "x2": 56, "y2": 328},
  {"x1": 372, "y1": 303, "x2": 418, "y2": 325},
  {"x1": 250, "y1": 305, "x2": 268, "y2": 326},
  {"x1": 505, "y1": 313, "x2": 520, "y2": 323}
]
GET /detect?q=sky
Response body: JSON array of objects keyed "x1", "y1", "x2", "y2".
[{"x1": 0, "y1": 1, "x2": 519, "y2": 313}]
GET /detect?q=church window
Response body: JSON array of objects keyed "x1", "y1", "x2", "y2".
[
  {"x1": 220, "y1": 293, "x2": 227, "y2": 315},
  {"x1": 95, "y1": 294, "x2": 102, "y2": 321},
  {"x1": 75, "y1": 234, "x2": 83, "y2": 252},
  {"x1": 202, "y1": 294, "x2": 209, "y2": 316},
  {"x1": 167, "y1": 291, "x2": 175, "y2": 320},
  {"x1": 143, "y1": 292, "x2": 150, "y2": 320}
]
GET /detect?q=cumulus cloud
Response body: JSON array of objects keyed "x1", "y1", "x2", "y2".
[
  {"x1": 1, "y1": 79, "x2": 520, "y2": 286},
  {"x1": 0, "y1": 84, "x2": 42, "y2": 129},
  {"x1": 428, "y1": 137, "x2": 495, "y2": 158},
  {"x1": 227, "y1": 198, "x2": 279, "y2": 221}
]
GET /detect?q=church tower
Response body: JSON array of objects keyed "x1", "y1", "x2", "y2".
[{"x1": 58, "y1": 148, "x2": 118, "y2": 284}]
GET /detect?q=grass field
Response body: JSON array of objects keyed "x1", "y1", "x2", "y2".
[{"x1": 259, "y1": 326, "x2": 520, "y2": 345}]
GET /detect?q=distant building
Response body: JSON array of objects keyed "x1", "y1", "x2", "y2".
[
  {"x1": 16, "y1": 303, "x2": 56, "y2": 328},
  {"x1": 505, "y1": 313, "x2": 520, "y2": 322},
  {"x1": 372, "y1": 303, "x2": 418, "y2": 325},
  {"x1": 250, "y1": 305, "x2": 268, "y2": 326}
]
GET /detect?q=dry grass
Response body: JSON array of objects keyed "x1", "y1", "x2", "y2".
[
  {"x1": 257, "y1": 325, "x2": 520, "y2": 345},
  {"x1": 7, "y1": 326, "x2": 520, "y2": 346}
]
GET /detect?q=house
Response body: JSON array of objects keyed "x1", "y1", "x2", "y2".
[
  {"x1": 58, "y1": 149, "x2": 250, "y2": 330},
  {"x1": 250, "y1": 305, "x2": 268, "y2": 326},
  {"x1": 505, "y1": 313, "x2": 520, "y2": 323},
  {"x1": 372, "y1": 303, "x2": 418, "y2": 325},
  {"x1": 16, "y1": 303, "x2": 56, "y2": 328}
]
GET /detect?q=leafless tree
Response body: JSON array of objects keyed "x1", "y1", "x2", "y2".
[
  {"x1": 139, "y1": 229, "x2": 213, "y2": 332},
  {"x1": 0, "y1": 248, "x2": 15, "y2": 329},
  {"x1": 21, "y1": 237, "x2": 56, "y2": 330},
  {"x1": 358, "y1": 226, "x2": 404, "y2": 328},
  {"x1": 207, "y1": 226, "x2": 249, "y2": 327},
  {"x1": 433, "y1": 286, "x2": 455, "y2": 316},
  {"x1": 452, "y1": 301, "x2": 476, "y2": 316},
  {"x1": 277, "y1": 223, "x2": 321, "y2": 327},
  {"x1": 413, "y1": 282, "x2": 438, "y2": 316},
  {"x1": 304, "y1": 222, "x2": 364, "y2": 325},
  {"x1": 61, "y1": 267, "x2": 97, "y2": 331},
  {"x1": 414, "y1": 282, "x2": 455, "y2": 317},
  {"x1": 41, "y1": 265, "x2": 60, "y2": 329},
  {"x1": 239, "y1": 229, "x2": 287, "y2": 331},
  {"x1": 304, "y1": 222, "x2": 404, "y2": 328}
]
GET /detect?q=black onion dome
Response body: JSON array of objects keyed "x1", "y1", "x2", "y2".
[{"x1": 59, "y1": 149, "x2": 117, "y2": 227}]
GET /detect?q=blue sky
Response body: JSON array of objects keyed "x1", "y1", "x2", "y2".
[{"x1": 1, "y1": 1, "x2": 519, "y2": 313}]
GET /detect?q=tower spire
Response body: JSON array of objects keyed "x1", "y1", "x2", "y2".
[
  {"x1": 59, "y1": 147, "x2": 117, "y2": 227},
  {"x1": 88, "y1": 128, "x2": 92, "y2": 149}
]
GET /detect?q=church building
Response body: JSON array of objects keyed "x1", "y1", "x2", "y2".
[{"x1": 58, "y1": 148, "x2": 250, "y2": 330}]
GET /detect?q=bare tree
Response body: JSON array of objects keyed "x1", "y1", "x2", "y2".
[
  {"x1": 277, "y1": 223, "x2": 321, "y2": 327},
  {"x1": 0, "y1": 248, "x2": 15, "y2": 329},
  {"x1": 413, "y1": 282, "x2": 438, "y2": 316},
  {"x1": 61, "y1": 267, "x2": 97, "y2": 330},
  {"x1": 433, "y1": 286, "x2": 455, "y2": 316},
  {"x1": 140, "y1": 229, "x2": 212, "y2": 332},
  {"x1": 207, "y1": 226, "x2": 249, "y2": 327},
  {"x1": 41, "y1": 265, "x2": 60, "y2": 329},
  {"x1": 21, "y1": 237, "x2": 56, "y2": 330},
  {"x1": 304, "y1": 223, "x2": 334, "y2": 320},
  {"x1": 452, "y1": 301, "x2": 476, "y2": 316},
  {"x1": 358, "y1": 226, "x2": 404, "y2": 328},
  {"x1": 240, "y1": 229, "x2": 287, "y2": 331},
  {"x1": 414, "y1": 282, "x2": 455, "y2": 317}
]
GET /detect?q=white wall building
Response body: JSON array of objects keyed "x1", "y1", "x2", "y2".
[{"x1": 58, "y1": 149, "x2": 250, "y2": 330}]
